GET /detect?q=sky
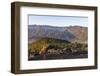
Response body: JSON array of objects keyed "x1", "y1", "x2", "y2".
[{"x1": 28, "y1": 15, "x2": 88, "y2": 27}]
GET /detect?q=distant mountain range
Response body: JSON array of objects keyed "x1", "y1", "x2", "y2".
[{"x1": 28, "y1": 24, "x2": 88, "y2": 43}]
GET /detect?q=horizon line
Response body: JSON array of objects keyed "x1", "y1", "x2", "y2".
[{"x1": 28, "y1": 24, "x2": 88, "y2": 27}]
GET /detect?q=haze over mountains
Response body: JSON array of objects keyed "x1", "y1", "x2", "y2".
[{"x1": 28, "y1": 24, "x2": 88, "y2": 43}]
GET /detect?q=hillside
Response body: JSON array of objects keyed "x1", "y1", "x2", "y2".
[
  {"x1": 28, "y1": 38, "x2": 88, "y2": 60},
  {"x1": 28, "y1": 25, "x2": 87, "y2": 43},
  {"x1": 66, "y1": 26, "x2": 87, "y2": 43},
  {"x1": 28, "y1": 38, "x2": 70, "y2": 53}
]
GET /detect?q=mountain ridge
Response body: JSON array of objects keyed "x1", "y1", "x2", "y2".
[{"x1": 28, "y1": 24, "x2": 87, "y2": 43}]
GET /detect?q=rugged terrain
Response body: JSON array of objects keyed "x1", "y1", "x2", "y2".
[{"x1": 28, "y1": 25, "x2": 88, "y2": 60}]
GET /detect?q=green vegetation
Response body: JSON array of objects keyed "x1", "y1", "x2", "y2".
[
  {"x1": 66, "y1": 42, "x2": 88, "y2": 51},
  {"x1": 28, "y1": 38, "x2": 88, "y2": 60},
  {"x1": 28, "y1": 38, "x2": 70, "y2": 53}
]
